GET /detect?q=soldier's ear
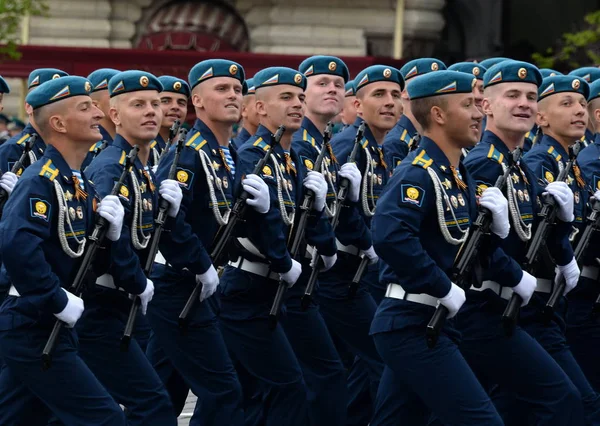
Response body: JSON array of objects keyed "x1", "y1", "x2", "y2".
[
  {"x1": 353, "y1": 97, "x2": 362, "y2": 116},
  {"x1": 255, "y1": 99, "x2": 267, "y2": 117},
  {"x1": 48, "y1": 115, "x2": 67, "y2": 134},
  {"x1": 594, "y1": 108, "x2": 600, "y2": 126},
  {"x1": 536, "y1": 110, "x2": 548, "y2": 129},
  {"x1": 482, "y1": 97, "x2": 493, "y2": 117},
  {"x1": 430, "y1": 105, "x2": 445, "y2": 126}
]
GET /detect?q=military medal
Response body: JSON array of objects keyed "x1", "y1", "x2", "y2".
[
  {"x1": 511, "y1": 173, "x2": 519, "y2": 184},
  {"x1": 69, "y1": 206, "x2": 76, "y2": 220},
  {"x1": 223, "y1": 176, "x2": 229, "y2": 189},
  {"x1": 148, "y1": 200, "x2": 152, "y2": 212},
  {"x1": 65, "y1": 190, "x2": 74, "y2": 201},
  {"x1": 450, "y1": 195, "x2": 458, "y2": 208},
  {"x1": 524, "y1": 190, "x2": 530, "y2": 202},
  {"x1": 140, "y1": 182, "x2": 147, "y2": 193},
  {"x1": 574, "y1": 191, "x2": 580, "y2": 203},
  {"x1": 457, "y1": 193, "x2": 465, "y2": 206},
  {"x1": 216, "y1": 177, "x2": 222, "y2": 189},
  {"x1": 143, "y1": 199, "x2": 149, "y2": 211},
  {"x1": 442, "y1": 178, "x2": 452, "y2": 190},
  {"x1": 518, "y1": 189, "x2": 524, "y2": 202},
  {"x1": 76, "y1": 206, "x2": 84, "y2": 220}
]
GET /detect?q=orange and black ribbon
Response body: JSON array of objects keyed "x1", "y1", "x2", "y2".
[
  {"x1": 450, "y1": 166, "x2": 468, "y2": 191},
  {"x1": 218, "y1": 149, "x2": 231, "y2": 173},
  {"x1": 71, "y1": 176, "x2": 88, "y2": 201},
  {"x1": 142, "y1": 169, "x2": 156, "y2": 192},
  {"x1": 573, "y1": 164, "x2": 586, "y2": 189},
  {"x1": 284, "y1": 153, "x2": 296, "y2": 176}
]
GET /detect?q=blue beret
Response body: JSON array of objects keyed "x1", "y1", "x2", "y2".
[
  {"x1": 540, "y1": 68, "x2": 562, "y2": 78},
  {"x1": 448, "y1": 62, "x2": 487, "y2": 80},
  {"x1": 26, "y1": 76, "x2": 93, "y2": 110},
  {"x1": 568, "y1": 67, "x2": 600, "y2": 84},
  {"x1": 299, "y1": 55, "x2": 350, "y2": 83},
  {"x1": 254, "y1": 67, "x2": 307, "y2": 91},
  {"x1": 87, "y1": 68, "x2": 120, "y2": 92},
  {"x1": 355, "y1": 65, "x2": 404, "y2": 93},
  {"x1": 158, "y1": 76, "x2": 190, "y2": 98},
  {"x1": 245, "y1": 78, "x2": 256, "y2": 95},
  {"x1": 588, "y1": 79, "x2": 600, "y2": 102},
  {"x1": 538, "y1": 75, "x2": 589, "y2": 101},
  {"x1": 188, "y1": 59, "x2": 245, "y2": 90},
  {"x1": 345, "y1": 80, "x2": 356, "y2": 97},
  {"x1": 400, "y1": 58, "x2": 446, "y2": 81},
  {"x1": 27, "y1": 68, "x2": 69, "y2": 90},
  {"x1": 108, "y1": 70, "x2": 163, "y2": 98},
  {"x1": 479, "y1": 57, "x2": 509, "y2": 69},
  {"x1": 0, "y1": 76, "x2": 9, "y2": 94},
  {"x1": 8, "y1": 118, "x2": 25, "y2": 130},
  {"x1": 407, "y1": 71, "x2": 477, "y2": 100},
  {"x1": 483, "y1": 60, "x2": 542, "y2": 88}
]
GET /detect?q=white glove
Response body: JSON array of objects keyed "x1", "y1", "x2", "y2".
[
  {"x1": 303, "y1": 171, "x2": 327, "y2": 211},
  {"x1": 338, "y1": 163, "x2": 361, "y2": 202},
  {"x1": 243, "y1": 174, "x2": 270, "y2": 214},
  {"x1": 137, "y1": 279, "x2": 154, "y2": 315},
  {"x1": 197, "y1": 265, "x2": 219, "y2": 302},
  {"x1": 479, "y1": 187, "x2": 510, "y2": 239},
  {"x1": 593, "y1": 189, "x2": 600, "y2": 201},
  {"x1": 151, "y1": 165, "x2": 158, "y2": 174},
  {"x1": 97, "y1": 195, "x2": 124, "y2": 241},
  {"x1": 0, "y1": 171, "x2": 18, "y2": 195},
  {"x1": 360, "y1": 246, "x2": 379, "y2": 265},
  {"x1": 159, "y1": 179, "x2": 183, "y2": 218},
  {"x1": 54, "y1": 289, "x2": 84, "y2": 328},
  {"x1": 438, "y1": 283, "x2": 466, "y2": 319},
  {"x1": 555, "y1": 257, "x2": 580, "y2": 296},
  {"x1": 310, "y1": 253, "x2": 337, "y2": 272},
  {"x1": 544, "y1": 181, "x2": 574, "y2": 222},
  {"x1": 280, "y1": 259, "x2": 302, "y2": 288},
  {"x1": 512, "y1": 271, "x2": 537, "y2": 306}
]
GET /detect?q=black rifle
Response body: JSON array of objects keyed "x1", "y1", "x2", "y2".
[
  {"x1": 268, "y1": 125, "x2": 332, "y2": 328},
  {"x1": 120, "y1": 129, "x2": 188, "y2": 351},
  {"x1": 0, "y1": 134, "x2": 37, "y2": 217},
  {"x1": 301, "y1": 122, "x2": 365, "y2": 309},
  {"x1": 156, "y1": 120, "x2": 181, "y2": 167},
  {"x1": 425, "y1": 148, "x2": 522, "y2": 348},
  {"x1": 178, "y1": 126, "x2": 285, "y2": 330},
  {"x1": 42, "y1": 145, "x2": 139, "y2": 370},
  {"x1": 502, "y1": 141, "x2": 581, "y2": 335}
]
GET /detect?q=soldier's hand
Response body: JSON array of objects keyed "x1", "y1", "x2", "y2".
[
  {"x1": 479, "y1": 187, "x2": 510, "y2": 239},
  {"x1": 439, "y1": 283, "x2": 466, "y2": 318},
  {"x1": 137, "y1": 279, "x2": 155, "y2": 315},
  {"x1": 97, "y1": 195, "x2": 124, "y2": 241},
  {"x1": 159, "y1": 179, "x2": 183, "y2": 217},
  {"x1": 303, "y1": 171, "x2": 327, "y2": 211},
  {"x1": 243, "y1": 174, "x2": 270, "y2": 214},
  {"x1": 280, "y1": 259, "x2": 302, "y2": 288},
  {"x1": 54, "y1": 289, "x2": 84, "y2": 328},
  {"x1": 360, "y1": 246, "x2": 379, "y2": 265},
  {"x1": 198, "y1": 265, "x2": 219, "y2": 302},
  {"x1": 555, "y1": 257, "x2": 580, "y2": 295},
  {"x1": 338, "y1": 163, "x2": 361, "y2": 202},
  {"x1": 0, "y1": 171, "x2": 18, "y2": 195},
  {"x1": 513, "y1": 271, "x2": 537, "y2": 306},
  {"x1": 544, "y1": 181, "x2": 574, "y2": 222}
]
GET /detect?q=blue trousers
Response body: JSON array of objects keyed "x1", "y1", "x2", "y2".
[
  {"x1": 146, "y1": 266, "x2": 244, "y2": 426},
  {"x1": 372, "y1": 329, "x2": 504, "y2": 426},
  {"x1": 76, "y1": 288, "x2": 177, "y2": 426},
  {"x1": 0, "y1": 324, "x2": 126, "y2": 426},
  {"x1": 219, "y1": 266, "x2": 309, "y2": 426}
]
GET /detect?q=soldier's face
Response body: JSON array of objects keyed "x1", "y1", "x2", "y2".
[
  {"x1": 305, "y1": 75, "x2": 345, "y2": 119},
  {"x1": 0, "y1": 93, "x2": 3, "y2": 113},
  {"x1": 62, "y1": 96, "x2": 104, "y2": 144},
  {"x1": 241, "y1": 94, "x2": 260, "y2": 128},
  {"x1": 111, "y1": 91, "x2": 162, "y2": 143},
  {"x1": 257, "y1": 86, "x2": 305, "y2": 132},
  {"x1": 483, "y1": 83, "x2": 538, "y2": 134},
  {"x1": 160, "y1": 93, "x2": 188, "y2": 128},
  {"x1": 473, "y1": 80, "x2": 484, "y2": 113},
  {"x1": 354, "y1": 82, "x2": 401, "y2": 132},
  {"x1": 193, "y1": 77, "x2": 243, "y2": 125},
  {"x1": 91, "y1": 90, "x2": 111, "y2": 117},
  {"x1": 341, "y1": 96, "x2": 357, "y2": 125},
  {"x1": 538, "y1": 92, "x2": 588, "y2": 141},
  {"x1": 443, "y1": 92, "x2": 483, "y2": 148}
]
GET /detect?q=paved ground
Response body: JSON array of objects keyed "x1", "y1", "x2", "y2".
[{"x1": 177, "y1": 392, "x2": 197, "y2": 425}]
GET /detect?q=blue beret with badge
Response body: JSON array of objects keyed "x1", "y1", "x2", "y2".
[
  {"x1": 108, "y1": 70, "x2": 163, "y2": 98},
  {"x1": 587, "y1": 79, "x2": 600, "y2": 102},
  {"x1": 188, "y1": 59, "x2": 245, "y2": 90},
  {"x1": 483, "y1": 60, "x2": 542, "y2": 88},
  {"x1": 568, "y1": 67, "x2": 600, "y2": 84},
  {"x1": 479, "y1": 57, "x2": 509, "y2": 69},
  {"x1": 158, "y1": 76, "x2": 190, "y2": 98},
  {"x1": 26, "y1": 76, "x2": 93, "y2": 110},
  {"x1": 0, "y1": 76, "x2": 9, "y2": 94},
  {"x1": 345, "y1": 80, "x2": 356, "y2": 97},
  {"x1": 245, "y1": 78, "x2": 256, "y2": 95},
  {"x1": 400, "y1": 58, "x2": 446, "y2": 81},
  {"x1": 448, "y1": 62, "x2": 487, "y2": 80},
  {"x1": 8, "y1": 118, "x2": 25, "y2": 131},
  {"x1": 87, "y1": 68, "x2": 120, "y2": 92},
  {"x1": 355, "y1": 65, "x2": 404, "y2": 93},
  {"x1": 28, "y1": 68, "x2": 69, "y2": 90},
  {"x1": 407, "y1": 70, "x2": 477, "y2": 100},
  {"x1": 299, "y1": 55, "x2": 350, "y2": 83},
  {"x1": 538, "y1": 75, "x2": 590, "y2": 101},
  {"x1": 540, "y1": 68, "x2": 562, "y2": 78},
  {"x1": 254, "y1": 67, "x2": 307, "y2": 91}
]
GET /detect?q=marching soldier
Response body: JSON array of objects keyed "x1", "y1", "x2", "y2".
[
  {"x1": 462, "y1": 61, "x2": 587, "y2": 425},
  {"x1": 383, "y1": 58, "x2": 446, "y2": 172},
  {"x1": 0, "y1": 75, "x2": 8, "y2": 114},
  {"x1": 147, "y1": 60, "x2": 258, "y2": 426},
  {"x1": 0, "y1": 76, "x2": 127, "y2": 425},
  {"x1": 79, "y1": 70, "x2": 178, "y2": 425},
  {"x1": 448, "y1": 62, "x2": 487, "y2": 112},
  {"x1": 232, "y1": 78, "x2": 259, "y2": 149},
  {"x1": 370, "y1": 70, "x2": 505, "y2": 426},
  {"x1": 341, "y1": 79, "x2": 357, "y2": 127},
  {"x1": 569, "y1": 67, "x2": 600, "y2": 146}
]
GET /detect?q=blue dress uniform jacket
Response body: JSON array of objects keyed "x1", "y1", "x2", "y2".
[
  {"x1": 383, "y1": 115, "x2": 418, "y2": 173},
  {"x1": 232, "y1": 127, "x2": 252, "y2": 150},
  {"x1": 83, "y1": 125, "x2": 114, "y2": 171},
  {"x1": 0, "y1": 123, "x2": 46, "y2": 174},
  {"x1": 148, "y1": 133, "x2": 166, "y2": 168},
  {"x1": 0, "y1": 145, "x2": 127, "y2": 426}
]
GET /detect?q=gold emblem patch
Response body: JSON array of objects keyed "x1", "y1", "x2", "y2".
[
  {"x1": 262, "y1": 166, "x2": 272, "y2": 176},
  {"x1": 518, "y1": 68, "x2": 527, "y2": 79},
  {"x1": 304, "y1": 159, "x2": 314, "y2": 170},
  {"x1": 84, "y1": 81, "x2": 91, "y2": 92},
  {"x1": 406, "y1": 187, "x2": 419, "y2": 200},
  {"x1": 177, "y1": 170, "x2": 188, "y2": 183},
  {"x1": 36, "y1": 201, "x2": 47, "y2": 215},
  {"x1": 572, "y1": 79, "x2": 581, "y2": 90},
  {"x1": 174, "y1": 81, "x2": 182, "y2": 91},
  {"x1": 294, "y1": 73, "x2": 303, "y2": 85},
  {"x1": 120, "y1": 185, "x2": 129, "y2": 198},
  {"x1": 473, "y1": 67, "x2": 480, "y2": 76},
  {"x1": 545, "y1": 171, "x2": 554, "y2": 183},
  {"x1": 431, "y1": 63, "x2": 439, "y2": 71},
  {"x1": 328, "y1": 61, "x2": 337, "y2": 71},
  {"x1": 383, "y1": 68, "x2": 392, "y2": 78},
  {"x1": 229, "y1": 64, "x2": 238, "y2": 75},
  {"x1": 52, "y1": 74, "x2": 61, "y2": 80},
  {"x1": 140, "y1": 76, "x2": 149, "y2": 87}
]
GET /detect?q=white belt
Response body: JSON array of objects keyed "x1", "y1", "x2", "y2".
[
  {"x1": 228, "y1": 257, "x2": 279, "y2": 280},
  {"x1": 470, "y1": 281, "x2": 514, "y2": 301},
  {"x1": 336, "y1": 240, "x2": 359, "y2": 256},
  {"x1": 95, "y1": 274, "x2": 125, "y2": 292},
  {"x1": 581, "y1": 266, "x2": 599, "y2": 280},
  {"x1": 385, "y1": 283, "x2": 438, "y2": 308},
  {"x1": 535, "y1": 278, "x2": 552, "y2": 294},
  {"x1": 154, "y1": 251, "x2": 168, "y2": 266},
  {"x1": 237, "y1": 238, "x2": 266, "y2": 259},
  {"x1": 8, "y1": 285, "x2": 20, "y2": 297}
]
